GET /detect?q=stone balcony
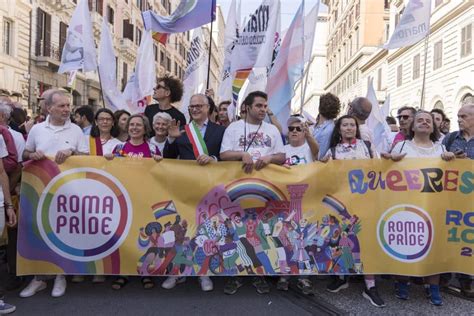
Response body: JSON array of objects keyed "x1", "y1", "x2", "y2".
[
  {"x1": 33, "y1": 40, "x2": 61, "y2": 70},
  {"x1": 118, "y1": 38, "x2": 137, "y2": 61}
]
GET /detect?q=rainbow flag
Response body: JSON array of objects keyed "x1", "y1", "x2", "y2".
[
  {"x1": 152, "y1": 31, "x2": 168, "y2": 45},
  {"x1": 151, "y1": 200, "x2": 177, "y2": 220},
  {"x1": 322, "y1": 195, "x2": 351, "y2": 219},
  {"x1": 232, "y1": 68, "x2": 251, "y2": 109}
]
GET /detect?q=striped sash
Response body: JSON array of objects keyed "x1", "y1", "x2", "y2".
[
  {"x1": 184, "y1": 121, "x2": 209, "y2": 158},
  {"x1": 89, "y1": 136, "x2": 103, "y2": 156}
]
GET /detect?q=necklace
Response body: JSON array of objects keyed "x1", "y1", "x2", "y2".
[
  {"x1": 244, "y1": 119, "x2": 262, "y2": 152},
  {"x1": 100, "y1": 135, "x2": 111, "y2": 145}
]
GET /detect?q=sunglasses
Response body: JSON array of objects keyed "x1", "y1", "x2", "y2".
[
  {"x1": 288, "y1": 126, "x2": 303, "y2": 132},
  {"x1": 397, "y1": 115, "x2": 411, "y2": 120},
  {"x1": 155, "y1": 84, "x2": 168, "y2": 90}
]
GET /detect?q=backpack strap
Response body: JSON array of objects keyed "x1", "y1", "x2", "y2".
[
  {"x1": 330, "y1": 147, "x2": 336, "y2": 160},
  {"x1": 363, "y1": 140, "x2": 373, "y2": 159},
  {"x1": 399, "y1": 141, "x2": 406, "y2": 153}
]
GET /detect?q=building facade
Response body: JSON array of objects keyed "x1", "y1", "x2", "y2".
[
  {"x1": 386, "y1": 0, "x2": 473, "y2": 123},
  {"x1": 21, "y1": 0, "x2": 223, "y2": 113},
  {"x1": 322, "y1": 0, "x2": 390, "y2": 112},
  {"x1": 0, "y1": 0, "x2": 32, "y2": 106}
]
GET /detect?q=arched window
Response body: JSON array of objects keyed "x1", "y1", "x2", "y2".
[
  {"x1": 461, "y1": 93, "x2": 473, "y2": 104},
  {"x1": 433, "y1": 100, "x2": 444, "y2": 109}
]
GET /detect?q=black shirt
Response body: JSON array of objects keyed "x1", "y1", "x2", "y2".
[{"x1": 144, "y1": 103, "x2": 187, "y2": 136}]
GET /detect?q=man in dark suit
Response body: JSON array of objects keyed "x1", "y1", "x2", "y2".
[
  {"x1": 161, "y1": 93, "x2": 225, "y2": 292},
  {"x1": 163, "y1": 94, "x2": 225, "y2": 162}
]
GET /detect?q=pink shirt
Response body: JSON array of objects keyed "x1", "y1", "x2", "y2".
[{"x1": 113, "y1": 141, "x2": 159, "y2": 158}]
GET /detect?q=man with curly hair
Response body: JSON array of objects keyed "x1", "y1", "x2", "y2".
[
  {"x1": 145, "y1": 75, "x2": 187, "y2": 136},
  {"x1": 313, "y1": 93, "x2": 341, "y2": 159}
]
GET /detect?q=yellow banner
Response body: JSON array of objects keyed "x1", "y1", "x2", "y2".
[{"x1": 18, "y1": 157, "x2": 473, "y2": 276}]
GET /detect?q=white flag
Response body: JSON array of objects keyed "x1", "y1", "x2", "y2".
[
  {"x1": 99, "y1": 20, "x2": 126, "y2": 111},
  {"x1": 122, "y1": 30, "x2": 156, "y2": 114},
  {"x1": 230, "y1": 0, "x2": 280, "y2": 72},
  {"x1": 181, "y1": 28, "x2": 209, "y2": 122},
  {"x1": 218, "y1": 0, "x2": 240, "y2": 102},
  {"x1": 58, "y1": 0, "x2": 97, "y2": 73},
  {"x1": 366, "y1": 78, "x2": 391, "y2": 153},
  {"x1": 303, "y1": 0, "x2": 320, "y2": 63},
  {"x1": 384, "y1": 0, "x2": 431, "y2": 50}
]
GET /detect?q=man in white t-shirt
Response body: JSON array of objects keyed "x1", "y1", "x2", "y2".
[
  {"x1": 220, "y1": 91, "x2": 285, "y2": 174},
  {"x1": 220, "y1": 91, "x2": 285, "y2": 295},
  {"x1": 20, "y1": 89, "x2": 88, "y2": 299},
  {"x1": 283, "y1": 116, "x2": 319, "y2": 166}
]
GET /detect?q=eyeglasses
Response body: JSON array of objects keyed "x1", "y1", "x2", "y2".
[
  {"x1": 288, "y1": 126, "x2": 303, "y2": 132},
  {"x1": 155, "y1": 84, "x2": 168, "y2": 91},
  {"x1": 397, "y1": 115, "x2": 411, "y2": 121},
  {"x1": 97, "y1": 117, "x2": 113, "y2": 122},
  {"x1": 189, "y1": 104, "x2": 208, "y2": 110}
]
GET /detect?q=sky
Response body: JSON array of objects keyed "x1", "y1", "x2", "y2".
[{"x1": 217, "y1": 0, "x2": 326, "y2": 31}]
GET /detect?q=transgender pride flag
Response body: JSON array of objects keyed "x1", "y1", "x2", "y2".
[{"x1": 267, "y1": 1, "x2": 318, "y2": 117}]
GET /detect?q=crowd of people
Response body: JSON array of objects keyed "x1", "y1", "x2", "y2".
[{"x1": 0, "y1": 74, "x2": 473, "y2": 313}]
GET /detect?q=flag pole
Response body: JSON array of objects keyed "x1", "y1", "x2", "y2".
[
  {"x1": 96, "y1": 65, "x2": 107, "y2": 108},
  {"x1": 95, "y1": 37, "x2": 107, "y2": 109},
  {"x1": 300, "y1": 57, "x2": 314, "y2": 114},
  {"x1": 419, "y1": 32, "x2": 430, "y2": 110},
  {"x1": 206, "y1": 1, "x2": 215, "y2": 90},
  {"x1": 299, "y1": 0, "x2": 305, "y2": 114}
]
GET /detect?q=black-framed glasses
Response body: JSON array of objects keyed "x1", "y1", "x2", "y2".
[
  {"x1": 154, "y1": 84, "x2": 168, "y2": 91},
  {"x1": 97, "y1": 117, "x2": 113, "y2": 122},
  {"x1": 189, "y1": 104, "x2": 207, "y2": 110},
  {"x1": 397, "y1": 115, "x2": 411, "y2": 121},
  {"x1": 288, "y1": 126, "x2": 303, "y2": 132}
]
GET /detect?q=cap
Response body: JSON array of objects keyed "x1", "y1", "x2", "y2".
[{"x1": 287, "y1": 115, "x2": 307, "y2": 126}]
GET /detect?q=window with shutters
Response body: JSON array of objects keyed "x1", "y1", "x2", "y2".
[
  {"x1": 2, "y1": 19, "x2": 12, "y2": 56},
  {"x1": 433, "y1": 40, "x2": 443, "y2": 70},
  {"x1": 136, "y1": 28, "x2": 142, "y2": 45},
  {"x1": 59, "y1": 22, "x2": 68, "y2": 58},
  {"x1": 36, "y1": 8, "x2": 51, "y2": 57},
  {"x1": 89, "y1": 0, "x2": 103, "y2": 15},
  {"x1": 461, "y1": 24, "x2": 472, "y2": 57},
  {"x1": 166, "y1": 56, "x2": 171, "y2": 72},
  {"x1": 377, "y1": 68, "x2": 382, "y2": 90},
  {"x1": 160, "y1": 51, "x2": 165, "y2": 66},
  {"x1": 397, "y1": 64, "x2": 403, "y2": 87},
  {"x1": 412, "y1": 54, "x2": 420, "y2": 79},
  {"x1": 123, "y1": 19, "x2": 134, "y2": 41},
  {"x1": 122, "y1": 62, "x2": 128, "y2": 90},
  {"x1": 107, "y1": 6, "x2": 114, "y2": 25}
]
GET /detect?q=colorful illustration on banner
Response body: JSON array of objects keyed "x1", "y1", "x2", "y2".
[{"x1": 135, "y1": 178, "x2": 364, "y2": 276}]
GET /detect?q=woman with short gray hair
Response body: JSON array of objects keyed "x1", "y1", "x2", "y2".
[{"x1": 150, "y1": 112, "x2": 172, "y2": 154}]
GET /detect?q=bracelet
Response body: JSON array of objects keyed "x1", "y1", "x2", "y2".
[
  {"x1": 6, "y1": 205, "x2": 14, "y2": 209},
  {"x1": 4, "y1": 202, "x2": 13, "y2": 207}
]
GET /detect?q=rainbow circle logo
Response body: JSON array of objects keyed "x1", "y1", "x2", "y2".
[
  {"x1": 37, "y1": 168, "x2": 132, "y2": 262},
  {"x1": 377, "y1": 204, "x2": 433, "y2": 263}
]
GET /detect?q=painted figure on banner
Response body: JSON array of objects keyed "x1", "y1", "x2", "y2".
[{"x1": 134, "y1": 179, "x2": 363, "y2": 277}]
